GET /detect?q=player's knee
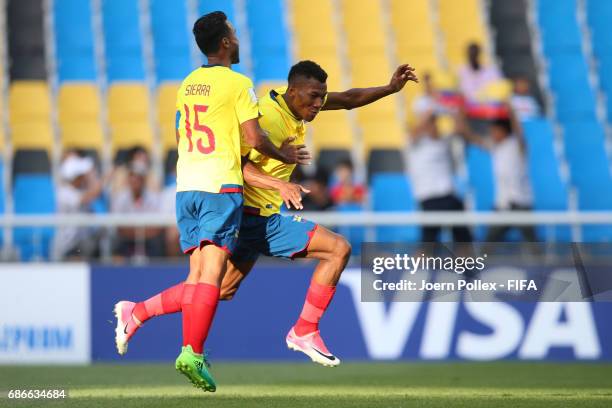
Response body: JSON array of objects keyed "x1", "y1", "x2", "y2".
[{"x1": 334, "y1": 235, "x2": 352, "y2": 263}]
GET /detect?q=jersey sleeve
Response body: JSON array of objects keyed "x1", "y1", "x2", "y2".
[{"x1": 235, "y1": 78, "x2": 260, "y2": 125}]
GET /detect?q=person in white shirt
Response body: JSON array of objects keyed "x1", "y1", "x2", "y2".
[
  {"x1": 111, "y1": 160, "x2": 163, "y2": 257},
  {"x1": 510, "y1": 76, "x2": 541, "y2": 120},
  {"x1": 458, "y1": 42, "x2": 502, "y2": 103},
  {"x1": 409, "y1": 78, "x2": 473, "y2": 243},
  {"x1": 457, "y1": 114, "x2": 537, "y2": 242},
  {"x1": 52, "y1": 153, "x2": 103, "y2": 260}
]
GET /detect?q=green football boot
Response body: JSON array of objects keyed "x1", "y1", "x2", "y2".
[{"x1": 175, "y1": 345, "x2": 216, "y2": 392}]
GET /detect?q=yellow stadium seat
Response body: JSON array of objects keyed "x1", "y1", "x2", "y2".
[
  {"x1": 108, "y1": 83, "x2": 150, "y2": 125},
  {"x1": 60, "y1": 122, "x2": 104, "y2": 151},
  {"x1": 58, "y1": 83, "x2": 100, "y2": 125},
  {"x1": 110, "y1": 122, "x2": 154, "y2": 152},
  {"x1": 11, "y1": 122, "x2": 54, "y2": 151},
  {"x1": 310, "y1": 117, "x2": 353, "y2": 152},
  {"x1": 361, "y1": 120, "x2": 405, "y2": 154},
  {"x1": 160, "y1": 123, "x2": 178, "y2": 152},
  {"x1": 9, "y1": 81, "x2": 50, "y2": 125},
  {"x1": 157, "y1": 82, "x2": 180, "y2": 126}
]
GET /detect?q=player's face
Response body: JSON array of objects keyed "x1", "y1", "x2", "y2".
[
  {"x1": 288, "y1": 78, "x2": 327, "y2": 122},
  {"x1": 226, "y1": 21, "x2": 240, "y2": 64}
]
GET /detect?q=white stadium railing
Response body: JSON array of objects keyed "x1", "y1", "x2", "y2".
[{"x1": 0, "y1": 211, "x2": 610, "y2": 227}]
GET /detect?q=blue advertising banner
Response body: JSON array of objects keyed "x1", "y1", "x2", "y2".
[{"x1": 91, "y1": 264, "x2": 612, "y2": 362}]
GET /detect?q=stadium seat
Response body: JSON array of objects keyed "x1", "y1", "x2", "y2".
[
  {"x1": 60, "y1": 122, "x2": 104, "y2": 152},
  {"x1": 9, "y1": 81, "x2": 50, "y2": 124},
  {"x1": 157, "y1": 82, "x2": 180, "y2": 151},
  {"x1": 198, "y1": 0, "x2": 245, "y2": 73},
  {"x1": 367, "y1": 149, "x2": 405, "y2": 182},
  {"x1": 10, "y1": 122, "x2": 54, "y2": 152},
  {"x1": 309, "y1": 111, "x2": 353, "y2": 153},
  {"x1": 316, "y1": 149, "x2": 351, "y2": 175},
  {"x1": 164, "y1": 149, "x2": 178, "y2": 185},
  {"x1": 466, "y1": 145, "x2": 495, "y2": 240},
  {"x1": 335, "y1": 203, "x2": 365, "y2": 256},
  {"x1": 58, "y1": 83, "x2": 100, "y2": 125},
  {"x1": 12, "y1": 149, "x2": 51, "y2": 175},
  {"x1": 102, "y1": 0, "x2": 145, "y2": 81},
  {"x1": 53, "y1": 0, "x2": 96, "y2": 81},
  {"x1": 13, "y1": 175, "x2": 55, "y2": 261},
  {"x1": 522, "y1": 119, "x2": 571, "y2": 241},
  {"x1": 371, "y1": 173, "x2": 418, "y2": 242},
  {"x1": 107, "y1": 83, "x2": 150, "y2": 125},
  {"x1": 110, "y1": 122, "x2": 154, "y2": 156},
  {"x1": 247, "y1": 0, "x2": 290, "y2": 82},
  {"x1": 439, "y1": 0, "x2": 488, "y2": 67},
  {"x1": 150, "y1": 0, "x2": 192, "y2": 81}
]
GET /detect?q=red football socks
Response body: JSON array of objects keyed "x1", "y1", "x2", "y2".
[
  {"x1": 294, "y1": 280, "x2": 337, "y2": 337},
  {"x1": 182, "y1": 283, "x2": 220, "y2": 354},
  {"x1": 132, "y1": 283, "x2": 185, "y2": 325}
]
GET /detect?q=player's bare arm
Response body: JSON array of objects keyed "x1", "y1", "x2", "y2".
[
  {"x1": 241, "y1": 118, "x2": 312, "y2": 165},
  {"x1": 241, "y1": 158, "x2": 310, "y2": 209},
  {"x1": 322, "y1": 64, "x2": 418, "y2": 111}
]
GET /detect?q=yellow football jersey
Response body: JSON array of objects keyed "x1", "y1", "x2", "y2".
[
  {"x1": 175, "y1": 65, "x2": 259, "y2": 193},
  {"x1": 244, "y1": 87, "x2": 306, "y2": 216}
]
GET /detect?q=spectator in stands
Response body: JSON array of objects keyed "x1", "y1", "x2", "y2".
[
  {"x1": 457, "y1": 114, "x2": 537, "y2": 242},
  {"x1": 111, "y1": 160, "x2": 164, "y2": 257},
  {"x1": 409, "y1": 81, "x2": 472, "y2": 243},
  {"x1": 160, "y1": 166, "x2": 181, "y2": 257},
  {"x1": 52, "y1": 153, "x2": 103, "y2": 260},
  {"x1": 458, "y1": 42, "x2": 502, "y2": 102},
  {"x1": 301, "y1": 168, "x2": 333, "y2": 211},
  {"x1": 110, "y1": 145, "x2": 160, "y2": 198},
  {"x1": 510, "y1": 76, "x2": 541, "y2": 120},
  {"x1": 329, "y1": 159, "x2": 366, "y2": 206}
]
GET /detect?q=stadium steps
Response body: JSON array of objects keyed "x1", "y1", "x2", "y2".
[{"x1": 487, "y1": 0, "x2": 545, "y2": 111}]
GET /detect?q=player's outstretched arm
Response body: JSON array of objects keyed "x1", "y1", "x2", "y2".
[
  {"x1": 242, "y1": 159, "x2": 310, "y2": 209},
  {"x1": 241, "y1": 118, "x2": 311, "y2": 165},
  {"x1": 322, "y1": 64, "x2": 418, "y2": 111}
]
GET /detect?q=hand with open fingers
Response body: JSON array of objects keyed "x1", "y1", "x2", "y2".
[
  {"x1": 278, "y1": 181, "x2": 311, "y2": 210},
  {"x1": 280, "y1": 136, "x2": 312, "y2": 165},
  {"x1": 390, "y1": 64, "x2": 419, "y2": 92}
]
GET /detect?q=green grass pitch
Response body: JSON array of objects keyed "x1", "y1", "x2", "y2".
[{"x1": 1, "y1": 362, "x2": 611, "y2": 407}]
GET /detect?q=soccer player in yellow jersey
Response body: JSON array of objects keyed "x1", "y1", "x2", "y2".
[
  {"x1": 113, "y1": 11, "x2": 309, "y2": 392},
  {"x1": 221, "y1": 60, "x2": 418, "y2": 366},
  {"x1": 115, "y1": 60, "x2": 417, "y2": 369}
]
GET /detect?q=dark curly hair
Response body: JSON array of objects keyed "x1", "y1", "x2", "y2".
[
  {"x1": 193, "y1": 11, "x2": 230, "y2": 56},
  {"x1": 288, "y1": 60, "x2": 328, "y2": 84}
]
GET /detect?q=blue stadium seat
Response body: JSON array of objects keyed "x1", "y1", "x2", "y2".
[
  {"x1": 13, "y1": 175, "x2": 56, "y2": 260},
  {"x1": 198, "y1": 0, "x2": 244, "y2": 74},
  {"x1": 562, "y1": 120, "x2": 611, "y2": 188},
  {"x1": 522, "y1": 119, "x2": 571, "y2": 241},
  {"x1": 547, "y1": 54, "x2": 597, "y2": 120},
  {"x1": 538, "y1": 0, "x2": 581, "y2": 54},
  {"x1": 53, "y1": 0, "x2": 97, "y2": 81},
  {"x1": 150, "y1": 0, "x2": 192, "y2": 81},
  {"x1": 587, "y1": 0, "x2": 612, "y2": 56},
  {"x1": 371, "y1": 173, "x2": 418, "y2": 242},
  {"x1": 246, "y1": 0, "x2": 289, "y2": 82},
  {"x1": 336, "y1": 203, "x2": 365, "y2": 256},
  {"x1": 102, "y1": 0, "x2": 145, "y2": 81},
  {"x1": 465, "y1": 145, "x2": 495, "y2": 241}
]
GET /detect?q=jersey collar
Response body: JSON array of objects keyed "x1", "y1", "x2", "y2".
[{"x1": 270, "y1": 89, "x2": 301, "y2": 122}]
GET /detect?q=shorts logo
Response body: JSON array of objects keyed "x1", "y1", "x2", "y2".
[{"x1": 292, "y1": 215, "x2": 303, "y2": 223}]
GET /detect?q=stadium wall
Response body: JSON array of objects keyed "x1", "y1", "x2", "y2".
[{"x1": 1, "y1": 264, "x2": 611, "y2": 364}]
